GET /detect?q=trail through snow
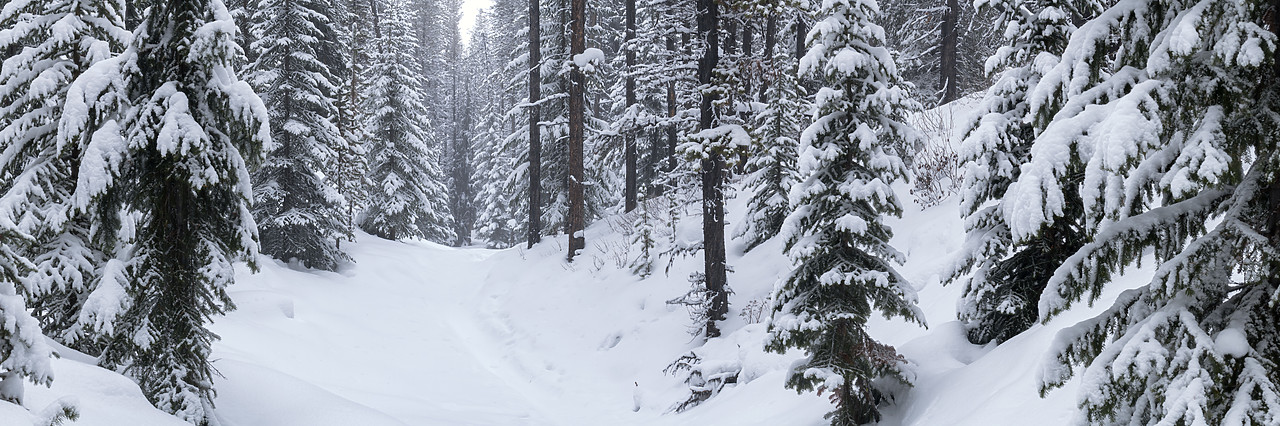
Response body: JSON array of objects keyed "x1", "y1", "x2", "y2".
[{"x1": 211, "y1": 237, "x2": 569, "y2": 425}]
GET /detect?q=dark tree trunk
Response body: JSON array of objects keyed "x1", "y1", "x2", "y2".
[
  {"x1": 567, "y1": 0, "x2": 586, "y2": 260},
  {"x1": 794, "y1": 12, "x2": 805, "y2": 60},
  {"x1": 939, "y1": 0, "x2": 959, "y2": 103},
  {"x1": 697, "y1": 0, "x2": 728, "y2": 339},
  {"x1": 665, "y1": 35, "x2": 677, "y2": 179},
  {"x1": 764, "y1": 14, "x2": 776, "y2": 58},
  {"x1": 624, "y1": 0, "x2": 637, "y2": 212},
  {"x1": 527, "y1": 0, "x2": 543, "y2": 249}
]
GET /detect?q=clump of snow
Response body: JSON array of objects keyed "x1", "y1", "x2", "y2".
[
  {"x1": 571, "y1": 48, "x2": 606, "y2": 73},
  {"x1": 1215, "y1": 328, "x2": 1249, "y2": 358}
]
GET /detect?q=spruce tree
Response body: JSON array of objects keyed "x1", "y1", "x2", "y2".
[
  {"x1": 61, "y1": 0, "x2": 270, "y2": 421},
  {"x1": 359, "y1": 0, "x2": 452, "y2": 242},
  {"x1": 944, "y1": 0, "x2": 1095, "y2": 345},
  {"x1": 737, "y1": 54, "x2": 803, "y2": 252},
  {"x1": 1007, "y1": 0, "x2": 1280, "y2": 422},
  {"x1": 0, "y1": 0, "x2": 128, "y2": 350},
  {"x1": 763, "y1": 0, "x2": 924, "y2": 422},
  {"x1": 247, "y1": 0, "x2": 352, "y2": 270}
]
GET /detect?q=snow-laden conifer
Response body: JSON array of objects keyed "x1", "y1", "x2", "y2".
[
  {"x1": 944, "y1": 0, "x2": 1096, "y2": 345},
  {"x1": 59, "y1": 0, "x2": 270, "y2": 421},
  {"x1": 1002, "y1": 0, "x2": 1280, "y2": 422},
  {"x1": 736, "y1": 55, "x2": 803, "y2": 252},
  {"x1": 359, "y1": 0, "x2": 451, "y2": 242},
  {"x1": 0, "y1": 0, "x2": 128, "y2": 352},
  {"x1": 247, "y1": 0, "x2": 351, "y2": 270},
  {"x1": 764, "y1": 0, "x2": 925, "y2": 422}
]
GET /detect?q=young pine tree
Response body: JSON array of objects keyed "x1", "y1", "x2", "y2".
[
  {"x1": 61, "y1": 0, "x2": 271, "y2": 421},
  {"x1": 1005, "y1": 0, "x2": 1280, "y2": 422},
  {"x1": 247, "y1": 0, "x2": 352, "y2": 270},
  {"x1": 944, "y1": 0, "x2": 1096, "y2": 345},
  {"x1": 736, "y1": 55, "x2": 803, "y2": 252},
  {"x1": 764, "y1": 0, "x2": 925, "y2": 423},
  {"x1": 0, "y1": 0, "x2": 128, "y2": 350},
  {"x1": 359, "y1": 0, "x2": 452, "y2": 242}
]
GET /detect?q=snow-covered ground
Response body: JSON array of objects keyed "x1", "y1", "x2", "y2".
[{"x1": 9, "y1": 100, "x2": 1154, "y2": 425}]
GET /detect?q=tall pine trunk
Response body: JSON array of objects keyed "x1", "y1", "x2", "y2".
[
  {"x1": 697, "y1": 0, "x2": 728, "y2": 338},
  {"x1": 624, "y1": 0, "x2": 637, "y2": 212},
  {"x1": 566, "y1": 0, "x2": 586, "y2": 260},
  {"x1": 527, "y1": 0, "x2": 542, "y2": 248},
  {"x1": 939, "y1": 0, "x2": 959, "y2": 103}
]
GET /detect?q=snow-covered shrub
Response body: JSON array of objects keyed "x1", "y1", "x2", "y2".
[{"x1": 663, "y1": 352, "x2": 740, "y2": 413}]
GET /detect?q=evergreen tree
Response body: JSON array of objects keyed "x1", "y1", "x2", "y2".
[
  {"x1": 736, "y1": 54, "x2": 803, "y2": 252},
  {"x1": 248, "y1": 0, "x2": 352, "y2": 270},
  {"x1": 359, "y1": 0, "x2": 451, "y2": 242},
  {"x1": 764, "y1": 0, "x2": 924, "y2": 422},
  {"x1": 332, "y1": 0, "x2": 375, "y2": 233},
  {"x1": 1004, "y1": 0, "x2": 1280, "y2": 422},
  {"x1": 60, "y1": 0, "x2": 270, "y2": 420},
  {"x1": 0, "y1": 0, "x2": 128, "y2": 350},
  {"x1": 944, "y1": 0, "x2": 1095, "y2": 345}
]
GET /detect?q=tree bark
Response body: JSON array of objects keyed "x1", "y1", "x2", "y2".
[
  {"x1": 697, "y1": 0, "x2": 727, "y2": 339},
  {"x1": 665, "y1": 35, "x2": 677, "y2": 179},
  {"x1": 794, "y1": 12, "x2": 805, "y2": 60},
  {"x1": 939, "y1": 0, "x2": 959, "y2": 103},
  {"x1": 527, "y1": 0, "x2": 542, "y2": 249},
  {"x1": 566, "y1": 0, "x2": 586, "y2": 260},
  {"x1": 624, "y1": 0, "x2": 637, "y2": 212}
]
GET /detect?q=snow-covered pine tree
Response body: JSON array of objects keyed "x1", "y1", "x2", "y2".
[
  {"x1": 359, "y1": 0, "x2": 452, "y2": 242},
  {"x1": 944, "y1": 0, "x2": 1095, "y2": 345},
  {"x1": 0, "y1": 228, "x2": 52, "y2": 404},
  {"x1": 1004, "y1": 0, "x2": 1280, "y2": 422},
  {"x1": 764, "y1": 0, "x2": 924, "y2": 422},
  {"x1": 58, "y1": 0, "x2": 271, "y2": 421},
  {"x1": 0, "y1": 0, "x2": 128, "y2": 350},
  {"x1": 332, "y1": 0, "x2": 375, "y2": 233},
  {"x1": 736, "y1": 54, "x2": 802, "y2": 252},
  {"x1": 247, "y1": 0, "x2": 351, "y2": 270},
  {"x1": 473, "y1": 0, "x2": 535, "y2": 248}
]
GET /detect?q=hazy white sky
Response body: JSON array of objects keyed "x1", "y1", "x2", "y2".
[{"x1": 460, "y1": 0, "x2": 496, "y2": 38}]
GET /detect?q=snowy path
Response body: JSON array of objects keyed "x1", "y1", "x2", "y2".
[{"x1": 210, "y1": 236, "x2": 566, "y2": 426}]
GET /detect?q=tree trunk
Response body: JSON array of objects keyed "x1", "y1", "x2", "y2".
[
  {"x1": 794, "y1": 12, "x2": 805, "y2": 60},
  {"x1": 566, "y1": 0, "x2": 586, "y2": 260},
  {"x1": 624, "y1": 0, "x2": 637, "y2": 212},
  {"x1": 697, "y1": 0, "x2": 728, "y2": 339},
  {"x1": 665, "y1": 35, "x2": 677, "y2": 180},
  {"x1": 527, "y1": 0, "x2": 542, "y2": 249},
  {"x1": 939, "y1": 0, "x2": 959, "y2": 103}
]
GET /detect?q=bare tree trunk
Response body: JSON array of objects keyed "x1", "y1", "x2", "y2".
[
  {"x1": 697, "y1": 0, "x2": 728, "y2": 339},
  {"x1": 794, "y1": 12, "x2": 805, "y2": 60},
  {"x1": 624, "y1": 0, "x2": 637, "y2": 212},
  {"x1": 567, "y1": 0, "x2": 586, "y2": 260},
  {"x1": 939, "y1": 0, "x2": 959, "y2": 103},
  {"x1": 527, "y1": 0, "x2": 543, "y2": 248},
  {"x1": 665, "y1": 35, "x2": 677, "y2": 180}
]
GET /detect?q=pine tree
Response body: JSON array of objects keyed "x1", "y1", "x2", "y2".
[
  {"x1": 59, "y1": 0, "x2": 271, "y2": 420},
  {"x1": 1004, "y1": 0, "x2": 1280, "y2": 422},
  {"x1": 0, "y1": 0, "x2": 128, "y2": 351},
  {"x1": 247, "y1": 0, "x2": 352, "y2": 270},
  {"x1": 736, "y1": 54, "x2": 803, "y2": 252},
  {"x1": 0, "y1": 231, "x2": 52, "y2": 404},
  {"x1": 359, "y1": 0, "x2": 452, "y2": 242},
  {"x1": 763, "y1": 0, "x2": 924, "y2": 422},
  {"x1": 944, "y1": 0, "x2": 1094, "y2": 345},
  {"x1": 332, "y1": 0, "x2": 375, "y2": 234}
]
